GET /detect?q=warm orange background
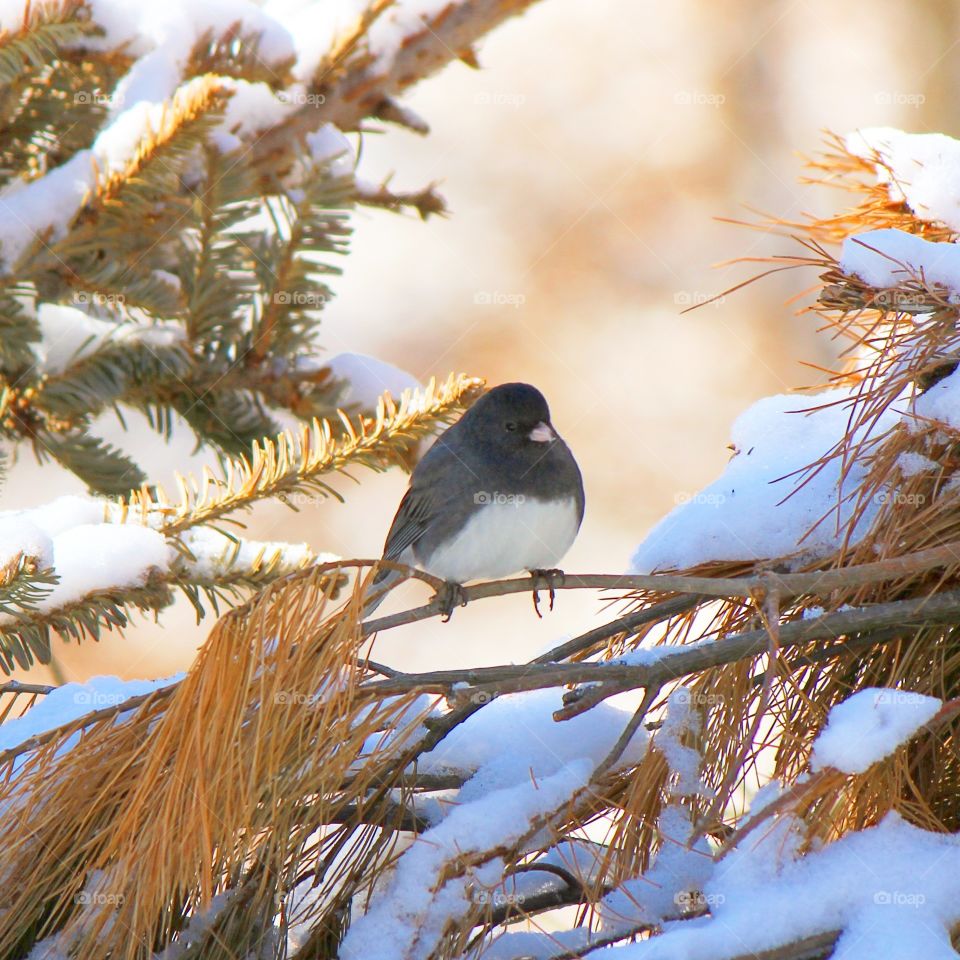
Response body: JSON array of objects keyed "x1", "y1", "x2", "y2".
[{"x1": 5, "y1": 0, "x2": 959, "y2": 684}]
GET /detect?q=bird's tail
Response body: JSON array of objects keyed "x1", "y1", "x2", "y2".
[{"x1": 361, "y1": 565, "x2": 405, "y2": 618}]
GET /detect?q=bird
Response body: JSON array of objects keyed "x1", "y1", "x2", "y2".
[{"x1": 364, "y1": 382, "x2": 584, "y2": 618}]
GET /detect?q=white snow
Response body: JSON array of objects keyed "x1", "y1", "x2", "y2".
[
  {"x1": 264, "y1": 0, "x2": 454, "y2": 83},
  {"x1": 810, "y1": 687, "x2": 941, "y2": 774},
  {"x1": 179, "y1": 527, "x2": 319, "y2": 578},
  {"x1": 418, "y1": 688, "x2": 649, "y2": 778},
  {"x1": 212, "y1": 79, "x2": 297, "y2": 153},
  {"x1": 341, "y1": 690, "x2": 649, "y2": 960},
  {"x1": 44, "y1": 524, "x2": 172, "y2": 611},
  {"x1": 35, "y1": 303, "x2": 184, "y2": 374},
  {"x1": 324, "y1": 352, "x2": 421, "y2": 409},
  {"x1": 339, "y1": 760, "x2": 594, "y2": 960},
  {"x1": 306, "y1": 124, "x2": 355, "y2": 178},
  {"x1": 913, "y1": 364, "x2": 960, "y2": 432},
  {"x1": 0, "y1": 673, "x2": 181, "y2": 757},
  {"x1": 896, "y1": 451, "x2": 938, "y2": 477},
  {"x1": 631, "y1": 387, "x2": 902, "y2": 572},
  {"x1": 846, "y1": 128, "x2": 960, "y2": 232},
  {"x1": 0, "y1": 517, "x2": 54, "y2": 572},
  {"x1": 604, "y1": 812, "x2": 960, "y2": 960},
  {"x1": 0, "y1": 497, "x2": 171, "y2": 621},
  {"x1": 840, "y1": 227, "x2": 960, "y2": 299}
]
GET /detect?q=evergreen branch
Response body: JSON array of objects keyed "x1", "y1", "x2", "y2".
[
  {"x1": 42, "y1": 76, "x2": 230, "y2": 275},
  {"x1": 355, "y1": 178, "x2": 447, "y2": 220},
  {"x1": 0, "y1": 554, "x2": 58, "y2": 618},
  {"x1": 0, "y1": 680, "x2": 180, "y2": 768},
  {"x1": 247, "y1": 166, "x2": 353, "y2": 364},
  {"x1": 121, "y1": 374, "x2": 484, "y2": 535},
  {"x1": 0, "y1": 1, "x2": 90, "y2": 87},
  {"x1": 0, "y1": 680, "x2": 55, "y2": 696},
  {"x1": 360, "y1": 538, "x2": 960, "y2": 635},
  {"x1": 40, "y1": 337, "x2": 193, "y2": 419},
  {"x1": 186, "y1": 25, "x2": 295, "y2": 88},
  {"x1": 171, "y1": 386, "x2": 281, "y2": 458},
  {"x1": 0, "y1": 679, "x2": 56, "y2": 725},
  {"x1": 0, "y1": 575, "x2": 174, "y2": 673},
  {"x1": 181, "y1": 145, "x2": 261, "y2": 345},
  {"x1": 0, "y1": 534, "x2": 335, "y2": 672},
  {"x1": 35, "y1": 429, "x2": 145, "y2": 497},
  {"x1": 0, "y1": 288, "x2": 39, "y2": 373},
  {"x1": 92, "y1": 75, "x2": 228, "y2": 209},
  {"x1": 251, "y1": 0, "x2": 542, "y2": 171}
]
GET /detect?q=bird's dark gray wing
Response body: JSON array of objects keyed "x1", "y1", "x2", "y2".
[{"x1": 377, "y1": 436, "x2": 476, "y2": 576}]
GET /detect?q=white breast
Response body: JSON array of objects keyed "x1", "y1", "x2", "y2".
[{"x1": 417, "y1": 496, "x2": 581, "y2": 582}]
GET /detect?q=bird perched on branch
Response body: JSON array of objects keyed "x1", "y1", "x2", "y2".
[{"x1": 365, "y1": 382, "x2": 584, "y2": 617}]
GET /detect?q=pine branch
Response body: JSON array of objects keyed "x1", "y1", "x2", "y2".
[
  {"x1": 0, "y1": 575, "x2": 173, "y2": 673},
  {"x1": 355, "y1": 179, "x2": 447, "y2": 220},
  {"x1": 361, "y1": 538, "x2": 960, "y2": 635},
  {"x1": 36, "y1": 429, "x2": 145, "y2": 497},
  {"x1": 251, "y1": 0, "x2": 542, "y2": 172},
  {"x1": 49, "y1": 76, "x2": 230, "y2": 273},
  {"x1": 0, "y1": 288, "x2": 39, "y2": 372},
  {"x1": 121, "y1": 374, "x2": 484, "y2": 535},
  {"x1": 39, "y1": 337, "x2": 193, "y2": 420},
  {"x1": 0, "y1": 3, "x2": 90, "y2": 86},
  {"x1": 361, "y1": 589, "x2": 960, "y2": 707},
  {"x1": 0, "y1": 554, "x2": 58, "y2": 618},
  {"x1": 181, "y1": 145, "x2": 261, "y2": 346},
  {"x1": 247, "y1": 165, "x2": 353, "y2": 364}
]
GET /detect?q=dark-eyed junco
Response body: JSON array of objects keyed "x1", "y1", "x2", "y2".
[{"x1": 365, "y1": 382, "x2": 584, "y2": 616}]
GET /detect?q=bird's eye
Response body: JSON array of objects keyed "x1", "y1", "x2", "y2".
[{"x1": 505, "y1": 421, "x2": 517, "y2": 432}]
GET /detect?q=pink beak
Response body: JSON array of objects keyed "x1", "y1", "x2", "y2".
[{"x1": 528, "y1": 421, "x2": 555, "y2": 443}]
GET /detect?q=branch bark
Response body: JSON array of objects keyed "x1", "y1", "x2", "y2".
[
  {"x1": 361, "y1": 588, "x2": 960, "y2": 716},
  {"x1": 253, "y1": 0, "x2": 543, "y2": 174}
]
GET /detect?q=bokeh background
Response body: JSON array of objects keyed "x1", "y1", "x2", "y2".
[{"x1": 5, "y1": 0, "x2": 960, "y2": 684}]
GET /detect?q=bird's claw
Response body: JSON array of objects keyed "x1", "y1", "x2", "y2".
[
  {"x1": 437, "y1": 581, "x2": 468, "y2": 622},
  {"x1": 529, "y1": 568, "x2": 564, "y2": 618}
]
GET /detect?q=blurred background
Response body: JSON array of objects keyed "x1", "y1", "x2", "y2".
[{"x1": 5, "y1": 0, "x2": 960, "y2": 684}]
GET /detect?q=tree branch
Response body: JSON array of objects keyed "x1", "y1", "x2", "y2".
[
  {"x1": 252, "y1": 0, "x2": 543, "y2": 174},
  {"x1": 360, "y1": 589, "x2": 960, "y2": 717},
  {"x1": 361, "y1": 540, "x2": 960, "y2": 636}
]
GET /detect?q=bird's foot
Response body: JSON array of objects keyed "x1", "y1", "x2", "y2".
[
  {"x1": 529, "y1": 568, "x2": 565, "y2": 618},
  {"x1": 437, "y1": 580, "x2": 468, "y2": 622}
]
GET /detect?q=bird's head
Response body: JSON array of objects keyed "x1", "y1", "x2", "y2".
[{"x1": 465, "y1": 382, "x2": 557, "y2": 448}]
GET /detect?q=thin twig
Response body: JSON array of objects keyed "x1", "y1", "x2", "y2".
[
  {"x1": 360, "y1": 541, "x2": 960, "y2": 636},
  {"x1": 0, "y1": 680, "x2": 56, "y2": 696}
]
